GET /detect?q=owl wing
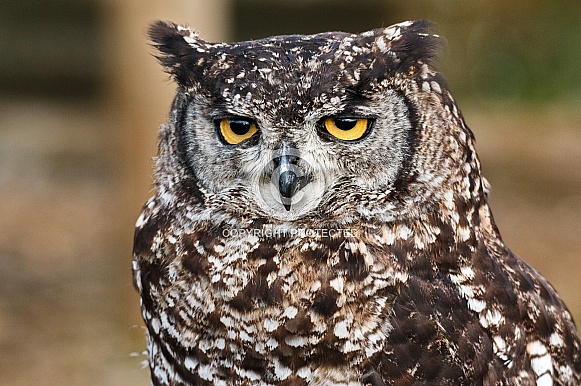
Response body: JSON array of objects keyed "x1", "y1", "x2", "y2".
[
  {"x1": 369, "y1": 267, "x2": 497, "y2": 384},
  {"x1": 367, "y1": 245, "x2": 580, "y2": 385}
]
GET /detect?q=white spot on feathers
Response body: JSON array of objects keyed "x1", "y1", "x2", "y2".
[
  {"x1": 430, "y1": 81, "x2": 442, "y2": 94},
  {"x1": 198, "y1": 363, "x2": 215, "y2": 381},
  {"x1": 274, "y1": 359, "x2": 292, "y2": 380},
  {"x1": 282, "y1": 306, "x2": 298, "y2": 319},
  {"x1": 330, "y1": 276, "x2": 344, "y2": 293},
  {"x1": 297, "y1": 366, "x2": 312, "y2": 379},
  {"x1": 184, "y1": 356, "x2": 199, "y2": 370},
  {"x1": 531, "y1": 354, "x2": 554, "y2": 377},
  {"x1": 334, "y1": 321, "x2": 349, "y2": 339},
  {"x1": 527, "y1": 340, "x2": 548, "y2": 356},
  {"x1": 263, "y1": 319, "x2": 279, "y2": 332},
  {"x1": 536, "y1": 373, "x2": 554, "y2": 386},
  {"x1": 375, "y1": 37, "x2": 389, "y2": 52},
  {"x1": 550, "y1": 332, "x2": 564, "y2": 347},
  {"x1": 285, "y1": 335, "x2": 309, "y2": 347},
  {"x1": 467, "y1": 298, "x2": 486, "y2": 313}
]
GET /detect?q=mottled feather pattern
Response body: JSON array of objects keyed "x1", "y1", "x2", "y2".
[{"x1": 133, "y1": 20, "x2": 581, "y2": 385}]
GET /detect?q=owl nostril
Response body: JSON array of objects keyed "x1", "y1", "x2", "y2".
[
  {"x1": 272, "y1": 154, "x2": 299, "y2": 169},
  {"x1": 272, "y1": 143, "x2": 300, "y2": 170}
]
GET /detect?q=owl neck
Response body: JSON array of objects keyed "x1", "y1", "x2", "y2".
[{"x1": 379, "y1": 171, "x2": 504, "y2": 275}]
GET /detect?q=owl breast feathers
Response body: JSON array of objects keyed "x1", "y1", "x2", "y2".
[{"x1": 133, "y1": 20, "x2": 581, "y2": 385}]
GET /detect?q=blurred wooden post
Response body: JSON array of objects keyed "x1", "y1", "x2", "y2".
[
  {"x1": 110, "y1": 0, "x2": 231, "y2": 212},
  {"x1": 104, "y1": 0, "x2": 231, "y2": 323}
]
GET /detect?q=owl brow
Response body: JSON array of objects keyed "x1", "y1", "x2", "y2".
[
  {"x1": 344, "y1": 88, "x2": 371, "y2": 103},
  {"x1": 208, "y1": 98, "x2": 237, "y2": 115}
]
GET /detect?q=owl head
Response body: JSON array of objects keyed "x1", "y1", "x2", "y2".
[{"x1": 149, "y1": 20, "x2": 482, "y2": 224}]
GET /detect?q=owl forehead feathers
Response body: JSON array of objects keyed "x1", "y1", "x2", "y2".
[{"x1": 149, "y1": 20, "x2": 441, "y2": 117}]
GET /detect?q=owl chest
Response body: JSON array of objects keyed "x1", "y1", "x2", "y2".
[{"x1": 159, "y1": 232, "x2": 397, "y2": 383}]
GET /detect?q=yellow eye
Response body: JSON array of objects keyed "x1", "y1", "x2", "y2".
[
  {"x1": 323, "y1": 118, "x2": 369, "y2": 141},
  {"x1": 219, "y1": 118, "x2": 258, "y2": 145}
]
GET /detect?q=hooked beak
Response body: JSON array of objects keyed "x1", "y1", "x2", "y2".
[{"x1": 273, "y1": 144, "x2": 307, "y2": 211}]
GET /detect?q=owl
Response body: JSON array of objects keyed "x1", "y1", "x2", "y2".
[{"x1": 133, "y1": 20, "x2": 581, "y2": 385}]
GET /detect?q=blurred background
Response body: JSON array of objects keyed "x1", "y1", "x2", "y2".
[{"x1": 0, "y1": 0, "x2": 579, "y2": 384}]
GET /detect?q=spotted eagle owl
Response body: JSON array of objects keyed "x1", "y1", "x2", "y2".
[{"x1": 133, "y1": 20, "x2": 581, "y2": 385}]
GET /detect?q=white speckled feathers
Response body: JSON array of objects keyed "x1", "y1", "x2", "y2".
[{"x1": 133, "y1": 20, "x2": 581, "y2": 385}]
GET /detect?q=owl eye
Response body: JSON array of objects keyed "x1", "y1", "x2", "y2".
[
  {"x1": 321, "y1": 117, "x2": 370, "y2": 141},
  {"x1": 218, "y1": 118, "x2": 259, "y2": 145}
]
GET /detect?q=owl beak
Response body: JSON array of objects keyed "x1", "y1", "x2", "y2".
[
  {"x1": 273, "y1": 145, "x2": 305, "y2": 211},
  {"x1": 279, "y1": 171, "x2": 300, "y2": 211},
  {"x1": 276, "y1": 154, "x2": 300, "y2": 211}
]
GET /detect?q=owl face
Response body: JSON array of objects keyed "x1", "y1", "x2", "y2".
[
  {"x1": 178, "y1": 91, "x2": 412, "y2": 221},
  {"x1": 151, "y1": 21, "x2": 443, "y2": 222}
]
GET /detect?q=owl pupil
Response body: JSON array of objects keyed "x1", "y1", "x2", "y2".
[
  {"x1": 230, "y1": 120, "x2": 251, "y2": 135},
  {"x1": 334, "y1": 118, "x2": 357, "y2": 131}
]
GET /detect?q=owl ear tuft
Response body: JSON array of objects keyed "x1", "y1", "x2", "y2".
[
  {"x1": 391, "y1": 20, "x2": 442, "y2": 68},
  {"x1": 148, "y1": 20, "x2": 209, "y2": 87},
  {"x1": 371, "y1": 20, "x2": 443, "y2": 75}
]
